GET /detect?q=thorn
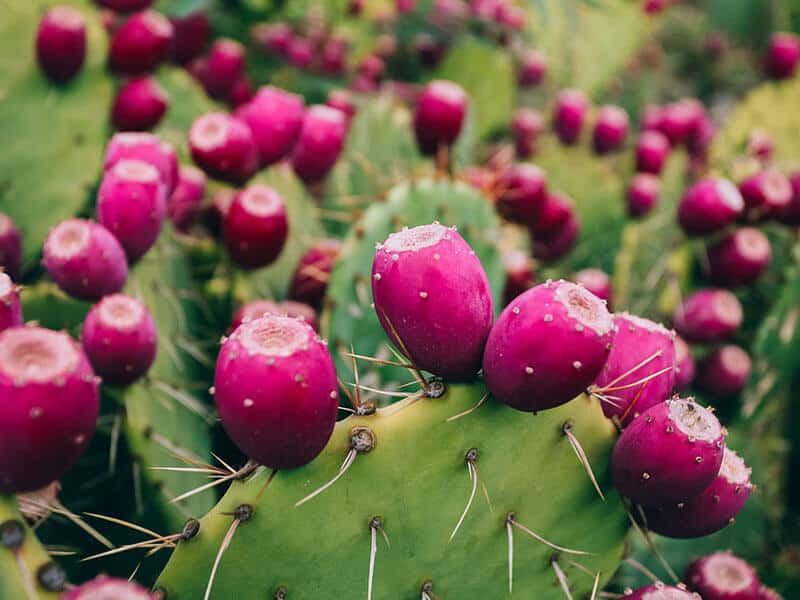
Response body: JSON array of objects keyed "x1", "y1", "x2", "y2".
[
  {"x1": 367, "y1": 517, "x2": 386, "y2": 600},
  {"x1": 342, "y1": 350, "x2": 417, "y2": 371},
  {"x1": 170, "y1": 461, "x2": 257, "y2": 504},
  {"x1": 14, "y1": 548, "x2": 37, "y2": 600},
  {"x1": 622, "y1": 500, "x2": 679, "y2": 583},
  {"x1": 591, "y1": 350, "x2": 664, "y2": 393},
  {"x1": 49, "y1": 501, "x2": 114, "y2": 549},
  {"x1": 204, "y1": 515, "x2": 241, "y2": 600},
  {"x1": 562, "y1": 421, "x2": 605, "y2": 501},
  {"x1": 109, "y1": 411, "x2": 122, "y2": 475},
  {"x1": 507, "y1": 514, "x2": 514, "y2": 594},
  {"x1": 598, "y1": 365, "x2": 674, "y2": 395},
  {"x1": 449, "y1": 456, "x2": 479, "y2": 543},
  {"x1": 508, "y1": 515, "x2": 592, "y2": 556},
  {"x1": 590, "y1": 571, "x2": 600, "y2": 600},
  {"x1": 81, "y1": 534, "x2": 180, "y2": 562},
  {"x1": 446, "y1": 393, "x2": 488, "y2": 422},
  {"x1": 379, "y1": 311, "x2": 428, "y2": 385},
  {"x1": 84, "y1": 512, "x2": 164, "y2": 540},
  {"x1": 624, "y1": 558, "x2": 659, "y2": 584},
  {"x1": 551, "y1": 558, "x2": 574, "y2": 600}
]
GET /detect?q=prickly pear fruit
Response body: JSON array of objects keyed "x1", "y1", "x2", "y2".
[
  {"x1": 169, "y1": 11, "x2": 209, "y2": 64},
  {"x1": 592, "y1": 105, "x2": 629, "y2": 154},
  {"x1": 289, "y1": 238, "x2": 342, "y2": 310},
  {"x1": 235, "y1": 86, "x2": 305, "y2": 167},
  {"x1": 483, "y1": 280, "x2": 615, "y2": 411},
  {"x1": 532, "y1": 211, "x2": 580, "y2": 262},
  {"x1": 655, "y1": 99, "x2": 704, "y2": 147},
  {"x1": 61, "y1": 575, "x2": 155, "y2": 599},
  {"x1": 674, "y1": 289, "x2": 743, "y2": 344},
  {"x1": 97, "y1": 0, "x2": 153, "y2": 10},
  {"x1": 214, "y1": 315, "x2": 338, "y2": 470},
  {"x1": 627, "y1": 173, "x2": 660, "y2": 218},
  {"x1": 35, "y1": 6, "x2": 87, "y2": 84},
  {"x1": 635, "y1": 131, "x2": 670, "y2": 175},
  {"x1": 0, "y1": 213, "x2": 22, "y2": 279},
  {"x1": 674, "y1": 335, "x2": 695, "y2": 390},
  {"x1": 678, "y1": 178, "x2": 744, "y2": 236},
  {"x1": 511, "y1": 108, "x2": 542, "y2": 158},
  {"x1": 624, "y1": 583, "x2": 699, "y2": 599},
  {"x1": 167, "y1": 165, "x2": 206, "y2": 233},
  {"x1": 575, "y1": 268, "x2": 612, "y2": 308},
  {"x1": 685, "y1": 552, "x2": 760, "y2": 600},
  {"x1": 778, "y1": 171, "x2": 800, "y2": 225},
  {"x1": 517, "y1": 49, "x2": 547, "y2": 87},
  {"x1": 553, "y1": 89, "x2": 589, "y2": 145},
  {"x1": 530, "y1": 191, "x2": 574, "y2": 238},
  {"x1": 502, "y1": 249, "x2": 534, "y2": 305},
  {"x1": 290, "y1": 105, "x2": 348, "y2": 184},
  {"x1": 738, "y1": 169, "x2": 792, "y2": 220},
  {"x1": 0, "y1": 272, "x2": 22, "y2": 332},
  {"x1": 707, "y1": 227, "x2": 771, "y2": 287},
  {"x1": 413, "y1": 80, "x2": 467, "y2": 155},
  {"x1": 108, "y1": 10, "x2": 173, "y2": 74},
  {"x1": 222, "y1": 185, "x2": 288, "y2": 270},
  {"x1": 0, "y1": 326, "x2": 99, "y2": 493},
  {"x1": 189, "y1": 112, "x2": 259, "y2": 184},
  {"x1": 371, "y1": 223, "x2": 494, "y2": 381},
  {"x1": 104, "y1": 132, "x2": 178, "y2": 194},
  {"x1": 495, "y1": 163, "x2": 547, "y2": 225},
  {"x1": 112, "y1": 76, "x2": 168, "y2": 131},
  {"x1": 201, "y1": 38, "x2": 245, "y2": 100},
  {"x1": 231, "y1": 299, "x2": 317, "y2": 333},
  {"x1": 44, "y1": 219, "x2": 128, "y2": 301},
  {"x1": 326, "y1": 89, "x2": 356, "y2": 123},
  {"x1": 697, "y1": 345, "x2": 751, "y2": 397},
  {"x1": 764, "y1": 32, "x2": 800, "y2": 79},
  {"x1": 611, "y1": 396, "x2": 725, "y2": 506}
]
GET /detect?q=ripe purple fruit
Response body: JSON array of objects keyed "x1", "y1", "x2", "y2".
[
  {"x1": 738, "y1": 169, "x2": 792, "y2": 220},
  {"x1": 61, "y1": 576, "x2": 155, "y2": 600},
  {"x1": 81, "y1": 294, "x2": 157, "y2": 387},
  {"x1": 0, "y1": 213, "x2": 22, "y2": 279},
  {"x1": 290, "y1": 105, "x2": 348, "y2": 184},
  {"x1": 112, "y1": 76, "x2": 169, "y2": 131},
  {"x1": 495, "y1": 163, "x2": 547, "y2": 225},
  {"x1": 627, "y1": 173, "x2": 660, "y2": 218},
  {"x1": 517, "y1": 50, "x2": 547, "y2": 87},
  {"x1": 287, "y1": 36, "x2": 313, "y2": 69},
  {"x1": 413, "y1": 80, "x2": 467, "y2": 155},
  {"x1": 169, "y1": 11, "x2": 209, "y2": 64},
  {"x1": 189, "y1": 112, "x2": 259, "y2": 184},
  {"x1": 35, "y1": 6, "x2": 87, "y2": 84},
  {"x1": 254, "y1": 22, "x2": 292, "y2": 57},
  {"x1": 289, "y1": 239, "x2": 343, "y2": 310},
  {"x1": 502, "y1": 249, "x2": 534, "y2": 305},
  {"x1": 44, "y1": 219, "x2": 128, "y2": 301},
  {"x1": 235, "y1": 86, "x2": 305, "y2": 167},
  {"x1": 0, "y1": 273, "x2": 22, "y2": 332},
  {"x1": 574, "y1": 268, "x2": 612, "y2": 308},
  {"x1": 97, "y1": 0, "x2": 154, "y2": 10},
  {"x1": 201, "y1": 38, "x2": 245, "y2": 100},
  {"x1": 655, "y1": 99, "x2": 704, "y2": 147},
  {"x1": 707, "y1": 227, "x2": 771, "y2": 287},
  {"x1": 595, "y1": 313, "x2": 676, "y2": 425},
  {"x1": 685, "y1": 552, "x2": 760, "y2": 600},
  {"x1": 0, "y1": 326, "x2": 99, "y2": 493},
  {"x1": 644, "y1": 447, "x2": 751, "y2": 538},
  {"x1": 230, "y1": 299, "x2": 317, "y2": 333},
  {"x1": 108, "y1": 10, "x2": 173, "y2": 74},
  {"x1": 697, "y1": 345, "x2": 751, "y2": 397},
  {"x1": 764, "y1": 32, "x2": 800, "y2": 79},
  {"x1": 778, "y1": 171, "x2": 800, "y2": 225},
  {"x1": 747, "y1": 129, "x2": 774, "y2": 161},
  {"x1": 592, "y1": 105, "x2": 629, "y2": 154},
  {"x1": 483, "y1": 280, "x2": 615, "y2": 411},
  {"x1": 215, "y1": 315, "x2": 338, "y2": 470},
  {"x1": 372, "y1": 223, "x2": 493, "y2": 381},
  {"x1": 167, "y1": 165, "x2": 206, "y2": 232},
  {"x1": 326, "y1": 89, "x2": 356, "y2": 123},
  {"x1": 635, "y1": 131, "x2": 670, "y2": 175},
  {"x1": 97, "y1": 159, "x2": 168, "y2": 262},
  {"x1": 104, "y1": 132, "x2": 179, "y2": 194},
  {"x1": 530, "y1": 191, "x2": 574, "y2": 238},
  {"x1": 674, "y1": 289, "x2": 743, "y2": 344},
  {"x1": 553, "y1": 89, "x2": 589, "y2": 145},
  {"x1": 678, "y1": 177, "x2": 744, "y2": 236},
  {"x1": 624, "y1": 583, "x2": 698, "y2": 599},
  {"x1": 224, "y1": 185, "x2": 288, "y2": 269},
  {"x1": 674, "y1": 335, "x2": 695, "y2": 391},
  {"x1": 511, "y1": 108, "x2": 542, "y2": 159},
  {"x1": 228, "y1": 75, "x2": 254, "y2": 108},
  {"x1": 531, "y1": 212, "x2": 580, "y2": 262}
]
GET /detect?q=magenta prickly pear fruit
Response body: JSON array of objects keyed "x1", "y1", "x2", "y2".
[
  {"x1": 738, "y1": 169, "x2": 792, "y2": 219},
  {"x1": 61, "y1": 576, "x2": 155, "y2": 599},
  {"x1": 81, "y1": 294, "x2": 157, "y2": 387},
  {"x1": 0, "y1": 326, "x2": 99, "y2": 493},
  {"x1": 44, "y1": 219, "x2": 128, "y2": 301},
  {"x1": 201, "y1": 38, "x2": 245, "y2": 100},
  {"x1": 594, "y1": 313, "x2": 676, "y2": 425},
  {"x1": 235, "y1": 86, "x2": 305, "y2": 167},
  {"x1": 254, "y1": 22, "x2": 292, "y2": 57},
  {"x1": 644, "y1": 447, "x2": 751, "y2": 539},
  {"x1": 414, "y1": 34, "x2": 444, "y2": 69},
  {"x1": 358, "y1": 54, "x2": 385, "y2": 80},
  {"x1": 223, "y1": 185, "x2": 288, "y2": 269},
  {"x1": 592, "y1": 105, "x2": 629, "y2": 154},
  {"x1": 530, "y1": 191, "x2": 574, "y2": 238},
  {"x1": 189, "y1": 112, "x2": 259, "y2": 184},
  {"x1": 674, "y1": 335, "x2": 695, "y2": 391},
  {"x1": 97, "y1": 159, "x2": 167, "y2": 263},
  {"x1": 574, "y1": 268, "x2": 612, "y2": 308},
  {"x1": 371, "y1": 223, "x2": 493, "y2": 381},
  {"x1": 553, "y1": 89, "x2": 589, "y2": 145},
  {"x1": 290, "y1": 105, "x2": 348, "y2": 184},
  {"x1": 656, "y1": 99, "x2": 703, "y2": 147},
  {"x1": 104, "y1": 132, "x2": 179, "y2": 194},
  {"x1": 627, "y1": 173, "x2": 661, "y2": 218},
  {"x1": 747, "y1": 129, "x2": 773, "y2": 161},
  {"x1": 35, "y1": 6, "x2": 87, "y2": 84},
  {"x1": 678, "y1": 178, "x2": 744, "y2": 236},
  {"x1": 687, "y1": 115, "x2": 715, "y2": 161},
  {"x1": 111, "y1": 76, "x2": 169, "y2": 131},
  {"x1": 611, "y1": 396, "x2": 725, "y2": 506},
  {"x1": 778, "y1": 171, "x2": 800, "y2": 225},
  {"x1": 203, "y1": 188, "x2": 234, "y2": 237},
  {"x1": 413, "y1": 80, "x2": 467, "y2": 155},
  {"x1": 502, "y1": 249, "x2": 534, "y2": 305},
  {"x1": 326, "y1": 89, "x2": 356, "y2": 123},
  {"x1": 97, "y1": 0, "x2": 154, "y2": 10},
  {"x1": 685, "y1": 552, "x2": 760, "y2": 600},
  {"x1": 0, "y1": 213, "x2": 22, "y2": 280},
  {"x1": 517, "y1": 49, "x2": 547, "y2": 87},
  {"x1": 531, "y1": 212, "x2": 580, "y2": 262},
  {"x1": 674, "y1": 289, "x2": 743, "y2": 344},
  {"x1": 286, "y1": 36, "x2": 313, "y2": 70},
  {"x1": 169, "y1": 11, "x2": 209, "y2": 64},
  {"x1": 320, "y1": 38, "x2": 347, "y2": 76},
  {"x1": 0, "y1": 272, "x2": 22, "y2": 332},
  {"x1": 764, "y1": 32, "x2": 800, "y2": 79},
  {"x1": 230, "y1": 299, "x2": 317, "y2": 333},
  {"x1": 697, "y1": 345, "x2": 751, "y2": 397},
  {"x1": 289, "y1": 238, "x2": 343, "y2": 309},
  {"x1": 511, "y1": 108, "x2": 542, "y2": 159},
  {"x1": 624, "y1": 583, "x2": 699, "y2": 599},
  {"x1": 635, "y1": 130, "x2": 670, "y2": 175},
  {"x1": 229, "y1": 75, "x2": 254, "y2": 108},
  {"x1": 214, "y1": 315, "x2": 338, "y2": 470},
  {"x1": 707, "y1": 227, "x2": 771, "y2": 287},
  {"x1": 640, "y1": 104, "x2": 663, "y2": 131},
  {"x1": 167, "y1": 165, "x2": 206, "y2": 233},
  {"x1": 495, "y1": 163, "x2": 547, "y2": 225},
  {"x1": 108, "y1": 10, "x2": 173, "y2": 74},
  {"x1": 483, "y1": 280, "x2": 615, "y2": 411}
]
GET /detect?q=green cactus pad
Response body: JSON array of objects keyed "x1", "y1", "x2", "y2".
[
  {"x1": 20, "y1": 282, "x2": 90, "y2": 335},
  {"x1": 156, "y1": 384, "x2": 627, "y2": 599}
]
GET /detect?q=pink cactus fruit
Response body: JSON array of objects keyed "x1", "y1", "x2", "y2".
[
  {"x1": 81, "y1": 294, "x2": 157, "y2": 387},
  {"x1": 574, "y1": 268, "x2": 612, "y2": 308},
  {"x1": 627, "y1": 173, "x2": 661, "y2": 218},
  {"x1": 778, "y1": 171, "x2": 800, "y2": 225},
  {"x1": 203, "y1": 188, "x2": 235, "y2": 237},
  {"x1": 104, "y1": 132, "x2": 178, "y2": 194},
  {"x1": 593, "y1": 313, "x2": 676, "y2": 425},
  {"x1": 169, "y1": 11, "x2": 209, "y2": 64},
  {"x1": 747, "y1": 129, "x2": 773, "y2": 161},
  {"x1": 60, "y1": 576, "x2": 156, "y2": 599},
  {"x1": 655, "y1": 99, "x2": 704, "y2": 147},
  {"x1": 592, "y1": 104, "x2": 629, "y2": 154},
  {"x1": 674, "y1": 289, "x2": 743, "y2": 344},
  {"x1": 707, "y1": 227, "x2": 771, "y2": 288},
  {"x1": 371, "y1": 223, "x2": 493, "y2": 381},
  {"x1": 529, "y1": 191, "x2": 574, "y2": 239},
  {"x1": 230, "y1": 299, "x2": 317, "y2": 333},
  {"x1": 235, "y1": 86, "x2": 305, "y2": 167},
  {"x1": 228, "y1": 75, "x2": 254, "y2": 108},
  {"x1": 697, "y1": 345, "x2": 751, "y2": 397},
  {"x1": 644, "y1": 447, "x2": 752, "y2": 538},
  {"x1": 43, "y1": 219, "x2": 128, "y2": 301},
  {"x1": 214, "y1": 315, "x2": 338, "y2": 470},
  {"x1": 112, "y1": 76, "x2": 169, "y2": 131},
  {"x1": 531, "y1": 211, "x2": 580, "y2": 262},
  {"x1": 201, "y1": 38, "x2": 245, "y2": 100},
  {"x1": 624, "y1": 583, "x2": 699, "y2": 599},
  {"x1": 326, "y1": 90, "x2": 356, "y2": 124},
  {"x1": 738, "y1": 169, "x2": 792, "y2": 220},
  {"x1": 97, "y1": 0, "x2": 154, "y2": 10},
  {"x1": 413, "y1": 80, "x2": 468, "y2": 155},
  {"x1": 97, "y1": 159, "x2": 168, "y2": 263},
  {"x1": 553, "y1": 89, "x2": 589, "y2": 145},
  {"x1": 223, "y1": 185, "x2": 288, "y2": 270},
  {"x1": 502, "y1": 249, "x2": 534, "y2": 305},
  {"x1": 35, "y1": 6, "x2": 87, "y2": 84},
  {"x1": 483, "y1": 280, "x2": 615, "y2": 411},
  {"x1": 189, "y1": 112, "x2": 259, "y2": 184},
  {"x1": 764, "y1": 32, "x2": 800, "y2": 79},
  {"x1": 0, "y1": 213, "x2": 22, "y2": 279},
  {"x1": 678, "y1": 178, "x2": 744, "y2": 236},
  {"x1": 289, "y1": 239, "x2": 343, "y2": 310},
  {"x1": 290, "y1": 105, "x2": 348, "y2": 184},
  {"x1": 511, "y1": 108, "x2": 543, "y2": 159},
  {"x1": 495, "y1": 164, "x2": 548, "y2": 225},
  {"x1": 168, "y1": 165, "x2": 207, "y2": 233},
  {"x1": 0, "y1": 326, "x2": 99, "y2": 493},
  {"x1": 517, "y1": 49, "x2": 547, "y2": 87},
  {"x1": 0, "y1": 272, "x2": 22, "y2": 332},
  {"x1": 611, "y1": 396, "x2": 725, "y2": 506},
  {"x1": 635, "y1": 131, "x2": 671, "y2": 175},
  {"x1": 685, "y1": 552, "x2": 761, "y2": 600},
  {"x1": 673, "y1": 335, "x2": 695, "y2": 391},
  {"x1": 108, "y1": 10, "x2": 174, "y2": 74},
  {"x1": 254, "y1": 22, "x2": 292, "y2": 58}
]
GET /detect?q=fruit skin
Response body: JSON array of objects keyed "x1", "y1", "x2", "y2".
[
  {"x1": 738, "y1": 169, "x2": 792, "y2": 220},
  {"x1": 627, "y1": 173, "x2": 660, "y2": 218},
  {"x1": 764, "y1": 32, "x2": 800, "y2": 79},
  {"x1": 326, "y1": 89, "x2": 356, "y2": 123},
  {"x1": 169, "y1": 11, "x2": 209, "y2": 64},
  {"x1": 655, "y1": 99, "x2": 704, "y2": 147},
  {"x1": 201, "y1": 38, "x2": 245, "y2": 100},
  {"x1": 0, "y1": 213, "x2": 22, "y2": 279},
  {"x1": 43, "y1": 219, "x2": 128, "y2": 301},
  {"x1": 678, "y1": 178, "x2": 744, "y2": 236},
  {"x1": 611, "y1": 397, "x2": 725, "y2": 506},
  {"x1": 189, "y1": 112, "x2": 260, "y2": 184},
  {"x1": 61, "y1": 575, "x2": 155, "y2": 599},
  {"x1": 707, "y1": 227, "x2": 771, "y2": 287},
  {"x1": 214, "y1": 315, "x2": 339, "y2": 470},
  {"x1": 511, "y1": 108, "x2": 543, "y2": 158},
  {"x1": 747, "y1": 129, "x2": 774, "y2": 161},
  {"x1": 624, "y1": 583, "x2": 698, "y2": 599},
  {"x1": 0, "y1": 272, "x2": 22, "y2": 332},
  {"x1": 104, "y1": 132, "x2": 179, "y2": 195},
  {"x1": 254, "y1": 22, "x2": 292, "y2": 57},
  {"x1": 778, "y1": 171, "x2": 800, "y2": 225},
  {"x1": 290, "y1": 105, "x2": 348, "y2": 184},
  {"x1": 553, "y1": 89, "x2": 589, "y2": 145},
  {"x1": 502, "y1": 249, "x2": 534, "y2": 305},
  {"x1": 495, "y1": 163, "x2": 547, "y2": 225},
  {"x1": 230, "y1": 299, "x2": 317, "y2": 333},
  {"x1": 530, "y1": 191, "x2": 574, "y2": 238},
  {"x1": 235, "y1": 86, "x2": 305, "y2": 167},
  {"x1": 595, "y1": 313, "x2": 676, "y2": 426},
  {"x1": 97, "y1": 0, "x2": 154, "y2": 11},
  {"x1": 81, "y1": 294, "x2": 157, "y2": 386},
  {"x1": 483, "y1": 280, "x2": 615, "y2": 412},
  {"x1": 111, "y1": 75, "x2": 169, "y2": 131},
  {"x1": 168, "y1": 165, "x2": 206, "y2": 233},
  {"x1": 531, "y1": 211, "x2": 580, "y2": 262},
  {"x1": 697, "y1": 345, "x2": 751, "y2": 397},
  {"x1": 592, "y1": 105, "x2": 629, "y2": 154},
  {"x1": 674, "y1": 335, "x2": 695, "y2": 390},
  {"x1": 413, "y1": 80, "x2": 468, "y2": 154},
  {"x1": 35, "y1": 6, "x2": 87, "y2": 84},
  {"x1": 674, "y1": 289, "x2": 743, "y2": 344},
  {"x1": 685, "y1": 552, "x2": 760, "y2": 600},
  {"x1": 223, "y1": 185, "x2": 289, "y2": 270},
  {"x1": 228, "y1": 75, "x2": 254, "y2": 107},
  {"x1": 643, "y1": 447, "x2": 751, "y2": 538},
  {"x1": 575, "y1": 268, "x2": 612, "y2": 308},
  {"x1": 635, "y1": 131, "x2": 670, "y2": 175},
  {"x1": 372, "y1": 223, "x2": 494, "y2": 381},
  {"x1": 289, "y1": 238, "x2": 343, "y2": 310},
  {"x1": 0, "y1": 326, "x2": 99, "y2": 493},
  {"x1": 97, "y1": 159, "x2": 168, "y2": 263},
  {"x1": 517, "y1": 49, "x2": 547, "y2": 87},
  {"x1": 108, "y1": 10, "x2": 174, "y2": 74}
]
